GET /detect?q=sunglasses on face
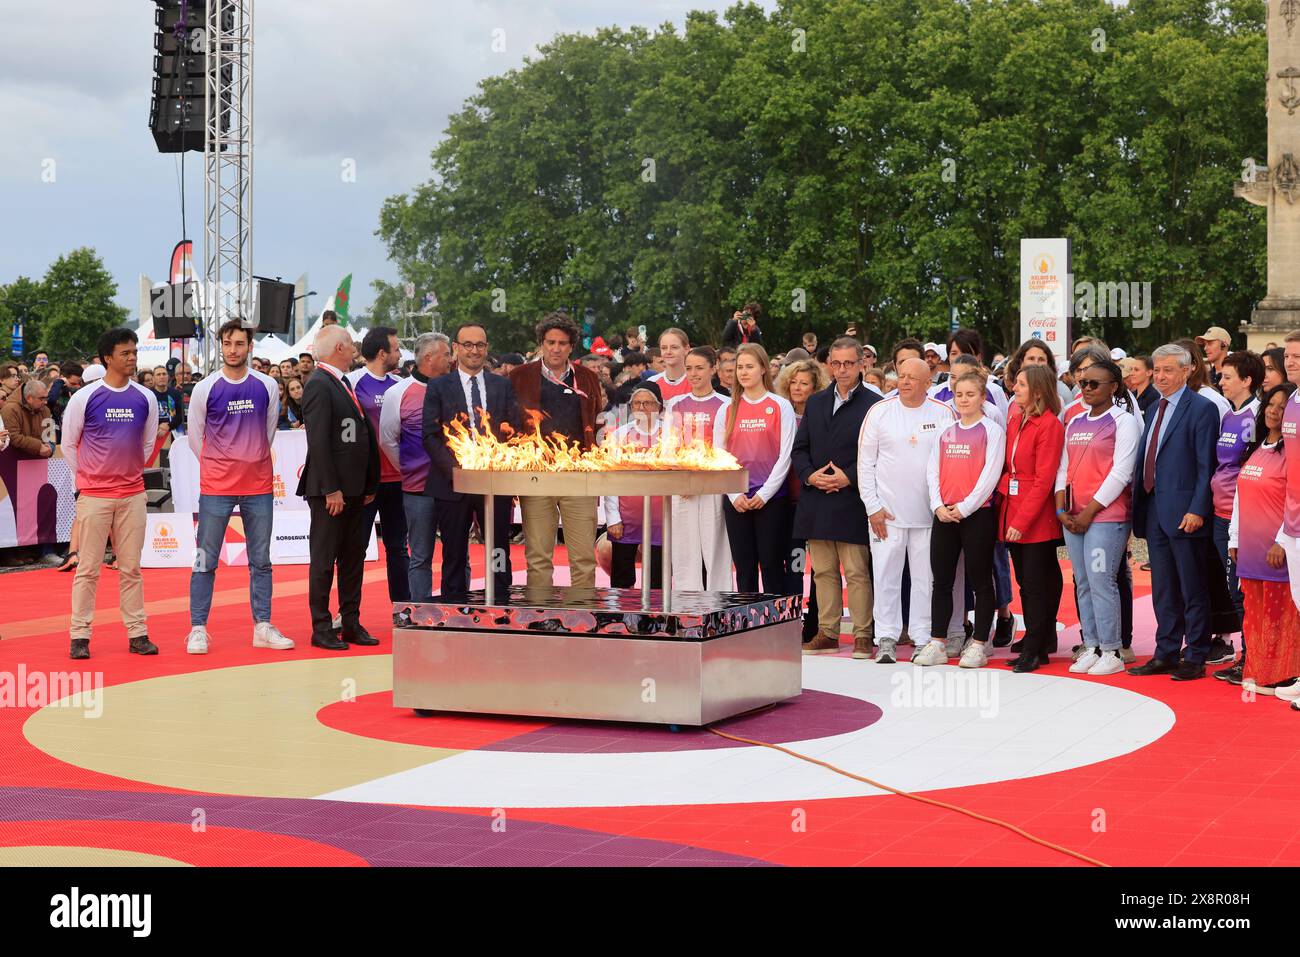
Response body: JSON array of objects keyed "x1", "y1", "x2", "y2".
[{"x1": 1077, "y1": 377, "x2": 1115, "y2": 391}]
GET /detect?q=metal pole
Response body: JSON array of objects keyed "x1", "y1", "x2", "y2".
[
  {"x1": 641, "y1": 494, "x2": 652, "y2": 610},
  {"x1": 660, "y1": 495, "x2": 672, "y2": 613},
  {"x1": 483, "y1": 492, "x2": 495, "y2": 605}
]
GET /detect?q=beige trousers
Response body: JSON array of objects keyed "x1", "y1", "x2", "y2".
[
  {"x1": 520, "y1": 496, "x2": 598, "y2": 589},
  {"x1": 69, "y1": 492, "x2": 148, "y2": 642},
  {"x1": 808, "y1": 539, "x2": 874, "y2": 640}
]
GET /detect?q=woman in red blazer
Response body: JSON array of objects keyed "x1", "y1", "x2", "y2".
[{"x1": 998, "y1": 363, "x2": 1065, "y2": 672}]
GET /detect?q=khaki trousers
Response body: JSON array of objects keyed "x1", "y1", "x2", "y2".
[
  {"x1": 69, "y1": 492, "x2": 148, "y2": 642},
  {"x1": 520, "y1": 495, "x2": 597, "y2": 589},
  {"x1": 808, "y1": 539, "x2": 873, "y2": 640}
]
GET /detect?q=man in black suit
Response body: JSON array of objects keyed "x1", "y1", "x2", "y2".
[
  {"x1": 296, "y1": 325, "x2": 380, "y2": 650},
  {"x1": 792, "y1": 337, "x2": 881, "y2": 659},
  {"x1": 422, "y1": 322, "x2": 523, "y2": 601}
]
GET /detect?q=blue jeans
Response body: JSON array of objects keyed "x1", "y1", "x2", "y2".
[
  {"x1": 404, "y1": 492, "x2": 439, "y2": 603},
  {"x1": 1063, "y1": 520, "x2": 1130, "y2": 652},
  {"x1": 190, "y1": 493, "x2": 273, "y2": 626},
  {"x1": 1212, "y1": 515, "x2": 1243, "y2": 632}
]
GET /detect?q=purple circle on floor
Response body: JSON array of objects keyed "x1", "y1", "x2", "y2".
[{"x1": 479, "y1": 689, "x2": 881, "y2": 754}]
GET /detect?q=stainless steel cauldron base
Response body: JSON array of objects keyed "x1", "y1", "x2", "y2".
[{"x1": 393, "y1": 588, "x2": 803, "y2": 726}]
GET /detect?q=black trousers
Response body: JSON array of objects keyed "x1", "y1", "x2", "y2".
[
  {"x1": 610, "y1": 540, "x2": 663, "y2": 589},
  {"x1": 307, "y1": 495, "x2": 367, "y2": 638},
  {"x1": 435, "y1": 493, "x2": 514, "y2": 601},
  {"x1": 1009, "y1": 539, "x2": 1064, "y2": 660},
  {"x1": 929, "y1": 508, "x2": 997, "y2": 642},
  {"x1": 722, "y1": 496, "x2": 790, "y2": 594},
  {"x1": 360, "y1": 480, "x2": 411, "y2": 603}
]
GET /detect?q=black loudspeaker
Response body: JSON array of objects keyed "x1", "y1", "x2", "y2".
[
  {"x1": 149, "y1": 0, "x2": 232, "y2": 153},
  {"x1": 254, "y1": 279, "x2": 295, "y2": 334},
  {"x1": 150, "y1": 282, "x2": 198, "y2": 339}
]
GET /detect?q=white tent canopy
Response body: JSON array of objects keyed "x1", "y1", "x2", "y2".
[{"x1": 253, "y1": 334, "x2": 297, "y2": 364}]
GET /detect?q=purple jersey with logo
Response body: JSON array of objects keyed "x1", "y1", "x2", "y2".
[
  {"x1": 189, "y1": 370, "x2": 278, "y2": 496},
  {"x1": 62, "y1": 381, "x2": 157, "y2": 498},
  {"x1": 1211, "y1": 399, "x2": 1259, "y2": 520},
  {"x1": 348, "y1": 370, "x2": 401, "y2": 483},
  {"x1": 1282, "y1": 391, "x2": 1300, "y2": 537}
]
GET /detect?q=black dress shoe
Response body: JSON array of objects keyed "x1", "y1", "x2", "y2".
[
  {"x1": 69, "y1": 638, "x2": 90, "y2": 660},
  {"x1": 1012, "y1": 655, "x2": 1041, "y2": 673},
  {"x1": 342, "y1": 628, "x2": 379, "y2": 646},
  {"x1": 1128, "y1": 657, "x2": 1177, "y2": 676},
  {"x1": 128, "y1": 635, "x2": 158, "y2": 655},
  {"x1": 991, "y1": 616, "x2": 1015, "y2": 648},
  {"x1": 1171, "y1": 661, "x2": 1206, "y2": 681},
  {"x1": 311, "y1": 633, "x2": 348, "y2": 651},
  {"x1": 1008, "y1": 652, "x2": 1049, "y2": 669}
]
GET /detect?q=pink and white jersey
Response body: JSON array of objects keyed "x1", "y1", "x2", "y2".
[
  {"x1": 713, "y1": 391, "x2": 796, "y2": 503},
  {"x1": 600, "y1": 422, "x2": 664, "y2": 545},
  {"x1": 60, "y1": 380, "x2": 159, "y2": 498},
  {"x1": 186, "y1": 369, "x2": 278, "y2": 497},
  {"x1": 1211, "y1": 398, "x2": 1259, "y2": 520},
  {"x1": 1284, "y1": 390, "x2": 1300, "y2": 537},
  {"x1": 664, "y1": 390, "x2": 728, "y2": 446},
  {"x1": 648, "y1": 370, "x2": 692, "y2": 405},
  {"x1": 1056, "y1": 406, "x2": 1140, "y2": 523},
  {"x1": 927, "y1": 417, "x2": 1005, "y2": 517},
  {"x1": 378, "y1": 376, "x2": 431, "y2": 494},
  {"x1": 1231, "y1": 444, "x2": 1288, "y2": 583},
  {"x1": 347, "y1": 370, "x2": 402, "y2": 483}
]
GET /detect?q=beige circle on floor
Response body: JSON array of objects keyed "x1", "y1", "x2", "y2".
[
  {"x1": 0, "y1": 846, "x2": 189, "y2": 866},
  {"x1": 23, "y1": 656, "x2": 460, "y2": 798}
]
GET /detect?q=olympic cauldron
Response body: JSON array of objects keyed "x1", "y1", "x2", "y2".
[{"x1": 392, "y1": 415, "x2": 803, "y2": 726}]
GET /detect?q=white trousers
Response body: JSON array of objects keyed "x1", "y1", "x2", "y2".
[
  {"x1": 1281, "y1": 533, "x2": 1300, "y2": 613},
  {"x1": 671, "y1": 494, "x2": 732, "y2": 591},
  {"x1": 869, "y1": 523, "x2": 964, "y2": 641}
]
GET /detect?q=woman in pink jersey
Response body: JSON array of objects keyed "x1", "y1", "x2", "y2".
[
  {"x1": 1229, "y1": 383, "x2": 1300, "y2": 697},
  {"x1": 713, "y1": 343, "x2": 796, "y2": 594},
  {"x1": 918, "y1": 372, "x2": 1006, "y2": 668},
  {"x1": 1056, "y1": 358, "x2": 1140, "y2": 677}
]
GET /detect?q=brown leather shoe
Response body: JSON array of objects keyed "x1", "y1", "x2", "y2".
[
  {"x1": 852, "y1": 636, "x2": 874, "y2": 659},
  {"x1": 802, "y1": 633, "x2": 840, "y2": 655}
]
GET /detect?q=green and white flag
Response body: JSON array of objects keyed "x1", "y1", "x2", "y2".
[{"x1": 334, "y1": 274, "x2": 353, "y2": 327}]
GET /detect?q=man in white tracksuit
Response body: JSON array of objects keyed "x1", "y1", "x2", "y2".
[{"x1": 857, "y1": 357, "x2": 965, "y2": 663}]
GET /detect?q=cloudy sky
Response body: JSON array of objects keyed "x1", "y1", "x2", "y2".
[{"x1": 0, "y1": 0, "x2": 776, "y2": 321}]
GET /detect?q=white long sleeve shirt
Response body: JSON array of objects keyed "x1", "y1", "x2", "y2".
[{"x1": 857, "y1": 396, "x2": 957, "y2": 527}]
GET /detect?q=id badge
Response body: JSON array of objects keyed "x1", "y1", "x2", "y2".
[{"x1": 1008, "y1": 479, "x2": 1020, "y2": 496}]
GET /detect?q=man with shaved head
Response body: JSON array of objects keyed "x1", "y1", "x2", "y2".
[{"x1": 857, "y1": 357, "x2": 965, "y2": 664}]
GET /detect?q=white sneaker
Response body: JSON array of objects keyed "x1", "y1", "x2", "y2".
[
  {"x1": 875, "y1": 637, "x2": 898, "y2": 664},
  {"x1": 913, "y1": 640, "x2": 949, "y2": 666},
  {"x1": 1087, "y1": 651, "x2": 1125, "y2": 676},
  {"x1": 1070, "y1": 649, "x2": 1100, "y2": 674},
  {"x1": 253, "y1": 622, "x2": 295, "y2": 650},
  {"x1": 185, "y1": 626, "x2": 209, "y2": 655},
  {"x1": 1276, "y1": 680, "x2": 1300, "y2": 702},
  {"x1": 959, "y1": 641, "x2": 988, "y2": 669},
  {"x1": 945, "y1": 634, "x2": 965, "y2": 658}
]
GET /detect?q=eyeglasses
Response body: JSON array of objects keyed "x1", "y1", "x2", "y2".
[
  {"x1": 1077, "y1": 377, "x2": 1115, "y2": 391},
  {"x1": 827, "y1": 360, "x2": 859, "y2": 370},
  {"x1": 457, "y1": 341, "x2": 488, "y2": 350}
]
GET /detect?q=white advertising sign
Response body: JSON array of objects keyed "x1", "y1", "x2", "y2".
[
  {"x1": 1019, "y1": 238, "x2": 1072, "y2": 364},
  {"x1": 141, "y1": 513, "x2": 197, "y2": 568}
]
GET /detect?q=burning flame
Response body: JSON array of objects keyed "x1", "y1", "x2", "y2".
[{"x1": 445, "y1": 410, "x2": 741, "y2": 472}]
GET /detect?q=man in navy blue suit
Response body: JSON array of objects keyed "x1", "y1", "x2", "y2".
[
  {"x1": 421, "y1": 322, "x2": 522, "y2": 601},
  {"x1": 1128, "y1": 342, "x2": 1220, "y2": 680}
]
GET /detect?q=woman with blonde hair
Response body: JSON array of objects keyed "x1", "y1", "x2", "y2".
[{"x1": 713, "y1": 343, "x2": 797, "y2": 594}]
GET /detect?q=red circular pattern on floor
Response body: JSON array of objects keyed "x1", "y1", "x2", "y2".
[{"x1": 317, "y1": 689, "x2": 883, "y2": 753}]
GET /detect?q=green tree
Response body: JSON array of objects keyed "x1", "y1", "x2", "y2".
[
  {"x1": 0, "y1": 276, "x2": 50, "y2": 358},
  {"x1": 38, "y1": 248, "x2": 129, "y2": 359},
  {"x1": 377, "y1": 0, "x2": 1266, "y2": 356}
]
